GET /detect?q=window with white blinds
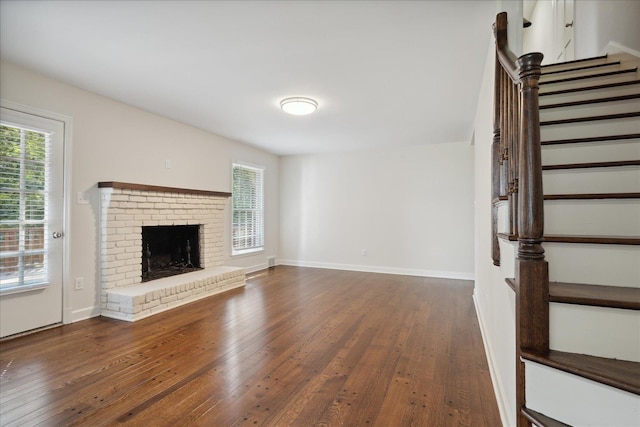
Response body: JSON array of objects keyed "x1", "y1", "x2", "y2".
[
  {"x1": 232, "y1": 163, "x2": 264, "y2": 255},
  {"x1": 0, "y1": 124, "x2": 50, "y2": 290}
]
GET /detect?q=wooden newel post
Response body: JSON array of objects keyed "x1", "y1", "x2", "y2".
[
  {"x1": 517, "y1": 52, "x2": 545, "y2": 264},
  {"x1": 515, "y1": 52, "x2": 548, "y2": 427}
]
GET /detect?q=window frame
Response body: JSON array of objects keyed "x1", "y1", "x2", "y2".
[{"x1": 231, "y1": 162, "x2": 265, "y2": 257}]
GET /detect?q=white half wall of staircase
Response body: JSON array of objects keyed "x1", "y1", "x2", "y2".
[{"x1": 473, "y1": 41, "x2": 517, "y2": 427}]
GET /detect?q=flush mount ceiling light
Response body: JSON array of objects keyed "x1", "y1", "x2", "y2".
[{"x1": 280, "y1": 97, "x2": 318, "y2": 116}]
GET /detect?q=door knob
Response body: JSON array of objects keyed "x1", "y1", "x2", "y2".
[
  {"x1": 565, "y1": 21, "x2": 573, "y2": 27},
  {"x1": 52, "y1": 231, "x2": 64, "y2": 239}
]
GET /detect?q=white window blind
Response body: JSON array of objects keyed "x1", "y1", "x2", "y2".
[
  {"x1": 0, "y1": 123, "x2": 50, "y2": 290},
  {"x1": 232, "y1": 163, "x2": 264, "y2": 255}
]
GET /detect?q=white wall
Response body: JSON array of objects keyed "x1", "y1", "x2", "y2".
[
  {"x1": 575, "y1": 0, "x2": 640, "y2": 58},
  {"x1": 279, "y1": 143, "x2": 475, "y2": 279},
  {"x1": 523, "y1": 0, "x2": 640, "y2": 62},
  {"x1": 523, "y1": 0, "x2": 555, "y2": 65},
  {"x1": 498, "y1": 0, "x2": 524, "y2": 56},
  {"x1": 0, "y1": 60, "x2": 280, "y2": 323}
]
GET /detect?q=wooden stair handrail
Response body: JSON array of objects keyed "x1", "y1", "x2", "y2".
[{"x1": 494, "y1": 12, "x2": 520, "y2": 83}]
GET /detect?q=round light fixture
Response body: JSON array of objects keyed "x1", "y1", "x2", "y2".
[{"x1": 280, "y1": 97, "x2": 318, "y2": 116}]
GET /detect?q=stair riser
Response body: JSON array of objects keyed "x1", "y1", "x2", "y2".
[
  {"x1": 540, "y1": 117, "x2": 640, "y2": 141},
  {"x1": 525, "y1": 361, "x2": 640, "y2": 426},
  {"x1": 544, "y1": 200, "x2": 640, "y2": 236},
  {"x1": 539, "y1": 84, "x2": 640, "y2": 106},
  {"x1": 540, "y1": 98, "x2": 640, "y2": 121},
  {"x1": 542, "y1": 139, "x2": 640, "y2": 164},
  {"x1": 550, "y1": 304, "x2": 640, "y2": 362},
  {"x1": 544, "y1": 243, "x2": 640, "y2": 288},
  {"x1": 540, "y1": 73, "x2": 638, "y2": 93},
  {"x1": 543, "y1": 168, "x2": 640, "y2": 194},
  {"x1": 540, "y1": 63, "x2": 621, "y2": 82}
]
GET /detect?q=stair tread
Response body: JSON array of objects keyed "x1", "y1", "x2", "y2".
[
  {"x1": 550, "y1": 282, "x2": 640, "y2": 310},
  {"x1": 499, "y1": 233, "x2": 640, "y2": 245},
  {"x1": 521, "y1": 349, "x2": 640, "y2": 395},
  {"x1": 541, "y1": 133, "x2": 640, "y2": 145},
  {"x1": 541, "y1": 61, "x2": 621, "y2": 78},
  {"x1": 541, "y1": 55, "x2": 608, "y2": 70},
  {"x1": 540, "y1": 68, "x2": 638, "y2": 86},
  {"x1": 544, "y1": 192, "x2": 640, "y2": 200},
  {"x1": 542, "y1": 160, "x2": 640, "y2": 170},
  {"x1": 540, "y1": 80, "x2": 640, "y2": 97},
  {"x1": 521, "y1": 407, "x2": 570, "y2": 427},
  {"x1": 540, "y1": 93, "x2": 640, "y2": 110},
  {"x1": 541, "y1": 111, "x2": 640, "y2": 126},
  {"x1": 544, "y1": 235, "x2": 640, "y2": 245}
]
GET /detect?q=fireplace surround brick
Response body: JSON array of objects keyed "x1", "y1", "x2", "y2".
[{"x1": 98, "y1": 182, "x2": 245, "y2": 321}]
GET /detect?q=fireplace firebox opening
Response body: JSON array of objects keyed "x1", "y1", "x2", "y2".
[{"x1": 141, "y1": 225, "x2": 202, "y2": 282}]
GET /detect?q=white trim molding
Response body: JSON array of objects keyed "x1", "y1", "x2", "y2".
[{"x1": 278, "y1": 259, "x2": 474, "y2": 281}]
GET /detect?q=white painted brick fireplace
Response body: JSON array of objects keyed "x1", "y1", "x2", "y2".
[{"x1": 98, "y1": 182, "x2": 245, "y2": 321}]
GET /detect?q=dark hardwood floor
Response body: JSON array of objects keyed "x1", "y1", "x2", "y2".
[{"x1": 0, "y1": 266, "x2": 501, "y2": 426}]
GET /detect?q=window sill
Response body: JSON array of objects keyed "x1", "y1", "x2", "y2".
[{"x1": 231, "y1": 248, "x2": 264, "y2": 258}]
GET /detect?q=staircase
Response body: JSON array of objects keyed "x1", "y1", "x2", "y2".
[
  {"x1": 519, "y1": 52, "x2": 640, "y2": 426},
  {"x1": 491, "y1": 12, "x2": 640, "y2": 427}
]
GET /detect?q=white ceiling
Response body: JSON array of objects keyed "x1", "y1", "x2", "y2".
[{"x1": 0, "y1": 0, "x2": 497, "y2": 156}]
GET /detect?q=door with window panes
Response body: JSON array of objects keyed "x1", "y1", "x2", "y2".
[{"x1": 0, "y1": 107, "x2": 65, "y2": 337}]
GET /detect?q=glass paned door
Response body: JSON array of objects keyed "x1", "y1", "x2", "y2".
[{"x1": 0, "y1": 107, "x2": 65, "y2": 337}]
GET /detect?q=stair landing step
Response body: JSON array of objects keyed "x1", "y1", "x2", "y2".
[
  {"x1": 542, "y1": 160, "x2": 640, "y2": 170},
  {"x1": 521, "y1": 407, "x2": 570, "y2": 427},
  {"x1": 542, "y1": 133, "x2": 640, "y2": 145},
  {"x1": 521, "y1": 349, "x2": 640, "y2": 395},
  {"x1": 541, "y1": 55, "x2": 608, "y2": 71},
  {"x1": 550, "y1": 282, "x2": 640, "y2": 310},
  {"x1": 541, "y1": 61, "x2": 620, "y2": 78},
  {"x1": 544, "y1": 192, "x2": 640, "y2": 200}
]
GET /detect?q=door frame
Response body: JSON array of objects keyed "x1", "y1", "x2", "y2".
[{"x1": 1, "y1": 98, "x2": 74, "y2": 325}]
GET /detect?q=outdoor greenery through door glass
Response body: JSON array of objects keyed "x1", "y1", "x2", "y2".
[{"x1": 0, "y1": 124, "x2": 49, "y2": 290}]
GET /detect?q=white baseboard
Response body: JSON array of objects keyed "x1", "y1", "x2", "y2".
[
  {"x1": 473, "y1": 293, "x2": 512, "y2": 427},
  {"x1": 67, "y1": 305, "x2": 101, "y2": 323},
  {"x1": 278, "y1": 259, "x2": 474, "y2": 281},
  {"x1": 243, "y1": 262, "x2": 270, "y2": 274}
]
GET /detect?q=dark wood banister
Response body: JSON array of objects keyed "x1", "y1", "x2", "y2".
[
  {"x1": 492, "y1": 12, "x2": 548, "y2": 427},
  {"x1": 494, "y1": 12, "x2": 520, "y2": 83}
]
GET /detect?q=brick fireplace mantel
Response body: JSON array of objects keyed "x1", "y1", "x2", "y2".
[{"x1": 98, "y1": 182, "x2": 244, "y2": 321}]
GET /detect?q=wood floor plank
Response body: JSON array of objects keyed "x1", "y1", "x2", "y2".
[{"x1": 0, "y1": 266, "x2": 501, "y2": 426}]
